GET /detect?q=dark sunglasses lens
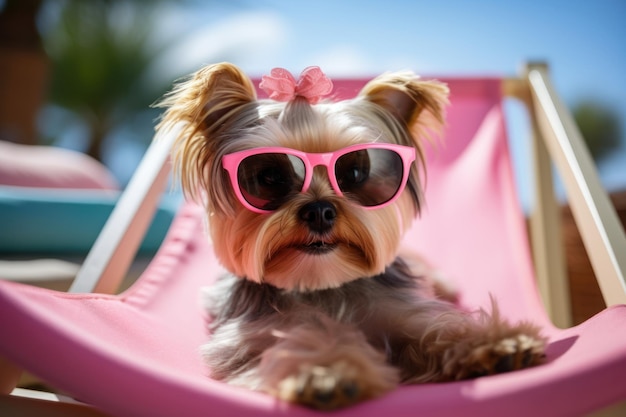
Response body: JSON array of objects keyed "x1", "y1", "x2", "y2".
[
  {"x1": 237, "y1": 153, "x2": 305, "y2": 210},
  {"x1": 335, "y1": 148, "x2": 404, "y2": 206}
]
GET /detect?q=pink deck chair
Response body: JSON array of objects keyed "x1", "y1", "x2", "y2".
[{"x1": 1, "y1": 63, "x2": 626, "y2": 417}]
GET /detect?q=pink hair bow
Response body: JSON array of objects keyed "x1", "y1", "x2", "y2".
[{"x1": 259, "y1": 66, "x2": 333, "y2": 104}]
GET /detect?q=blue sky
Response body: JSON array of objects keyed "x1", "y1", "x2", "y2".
[
  {"x1": 165, "y1": 0, "x2": 626, "y2": 101},
  {"x1": 142, "y1": 0, "x2": 625, "y2": 208}
]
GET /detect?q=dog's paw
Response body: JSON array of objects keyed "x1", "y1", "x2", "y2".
[
  {"x1": 448, "y1": 332, "x2": 546, "y2": 380},
  {"x1": 277, "y1": 359, "x2": 394, "y2": 410},
  {"x1": 277, "y1": 362, "x2": 359, "y2": 410}
]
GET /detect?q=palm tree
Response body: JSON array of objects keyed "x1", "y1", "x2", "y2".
[{"x1": 40, "y1": 0, "x2": 177, "y2": 160}]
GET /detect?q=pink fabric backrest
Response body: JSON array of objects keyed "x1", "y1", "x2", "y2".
[{"x1": 411, "y1": 79, "x2": 549, "y2": 325}]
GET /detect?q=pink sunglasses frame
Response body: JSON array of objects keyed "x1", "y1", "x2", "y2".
[{"x1": 222, "y1": 143, "x2": 416, "y2": 214}]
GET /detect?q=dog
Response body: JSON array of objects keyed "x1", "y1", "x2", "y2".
[{"x1": 156, "y1": 63, "x2": 546, "y2": 410}]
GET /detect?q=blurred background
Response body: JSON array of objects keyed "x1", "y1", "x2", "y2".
[
  {"x1": 0, "y1": 0, "x2": 624, "y2": 323},
  {"x1": 1, "y1": 0, "x2": 624, "y2": 189}
]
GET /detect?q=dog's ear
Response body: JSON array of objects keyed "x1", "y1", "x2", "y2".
[
  {"x1": 358, "y1": 72, "x2": 449, "y2": 144},
  {"x1": 157, "y1": 62, "x2": 257, "y2": 136},
  {"x1": 155, "y1": 62, "x2": 257, "y2": 205},
  {"x1": 358, "y1": 72, "x2": 448, "y2": 215}
]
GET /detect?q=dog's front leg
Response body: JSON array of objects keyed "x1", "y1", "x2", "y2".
[
  {"x1": 255, "y1": 314, "x2": 399, "y2": 410},
  {"x1": 389, "y1": 301, "x2": 546, "y2": 383}
]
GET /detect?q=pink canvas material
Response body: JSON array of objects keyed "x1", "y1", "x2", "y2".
[{"x1": 2, "y1": 78, "x2": 626, "y2": 417}]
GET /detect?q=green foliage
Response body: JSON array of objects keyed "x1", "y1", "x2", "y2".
[
  {"x1": 40, "y1": 0, "x2": 177, "y2": 159},
  {"x1": 572, "y1": 100, "x2": 622, "y2": 162}
]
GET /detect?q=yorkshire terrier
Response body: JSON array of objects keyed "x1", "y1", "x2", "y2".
[{"x1": 156, "y1": 62, "x2": 546, "y2": 410}]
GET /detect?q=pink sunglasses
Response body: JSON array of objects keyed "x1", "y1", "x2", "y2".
[{"x1": 222, "y1": 143, "x2": 416, "y2": 213}]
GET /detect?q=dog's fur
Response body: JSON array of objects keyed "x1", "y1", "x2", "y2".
[{"x1": 157, "y1": 62, "x2": 546, "y2": 410}]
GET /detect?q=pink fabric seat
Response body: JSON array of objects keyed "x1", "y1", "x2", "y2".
[{"x1": 1, "y1": 78, "x2": 626, "y2": 416}]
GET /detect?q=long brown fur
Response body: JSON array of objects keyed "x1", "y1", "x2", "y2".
[{"x1": 157, "y1": 62, "x2": 547, "y2": 410}]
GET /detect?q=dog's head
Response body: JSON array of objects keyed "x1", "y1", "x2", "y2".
[{"x1": 157, "y1": 63, "x2": 448, "y2": 291}]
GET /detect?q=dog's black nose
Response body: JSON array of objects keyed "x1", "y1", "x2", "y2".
[{"x1": 299, "y1": 201, "x2": 337, "y2": 233}]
